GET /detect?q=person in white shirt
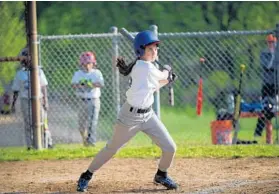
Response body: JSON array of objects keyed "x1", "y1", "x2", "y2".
[
  {"x1": 77, "y1": 30, "x2": 178, "y2": 192},
  {"x1": 11, "y1": 47, "x2": 53, "y2": 150},
  {"x1": 71, "y1": 51, "x2": 104, "y2": 146}
]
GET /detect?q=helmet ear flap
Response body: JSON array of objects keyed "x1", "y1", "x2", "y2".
[{"x1": 138, "y1": 45, "x2": 145, "y2": 56}]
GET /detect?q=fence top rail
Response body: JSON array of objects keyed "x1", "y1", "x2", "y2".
[
  {"x1": 159, "y1": 29, "x2": 273, "y2": 39},
  {"x1": 40, "y1": 33, "x2": 117, "y2": 40},
  {"x1": 40, "y1": 32, "x2": 141, "y2": 40},
  {"x1": 40, "y1": 29, "x2": 273, "y2": 40}
]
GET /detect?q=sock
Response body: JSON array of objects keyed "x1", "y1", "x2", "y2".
[
  {"x1": 82, "y1": 170, "x2": 93, "y2": 180},
  {"x1": 156, "y1": 169, "x2": 167, "y2": 178}
]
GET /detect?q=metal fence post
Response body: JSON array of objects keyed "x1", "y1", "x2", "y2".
[
  {"x1": 150, "y1": 25, "x2": 160, "y2": 119},
  {"x1": 275, "y1": 23, "x2": 279, "y2": 144},
  {"x1": 38, "y1": 35, "x2": 42, "y2": 68},
  {"x1": 28, "y1": 1, "x2": 42, "y2": 150},
  {"x1": 110, "y1": 26, "x2": 120, "y2": 113}
]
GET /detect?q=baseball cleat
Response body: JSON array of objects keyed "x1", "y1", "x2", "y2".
[
  {"x1": 47, "y1": 144, "x2": 55, "y2": 149},
  {"x1": 85, "y1": 136, "x2": 96, "y2": 147},
  {"x1": 77, "y1": 172, "x2": 91, "y2": 192},
  {"x1": 154, "y1": 174, "x2": 178, "y2": 190},
  {"x1": 27, "y1": 147, "x2": 33, "y2": 151}
]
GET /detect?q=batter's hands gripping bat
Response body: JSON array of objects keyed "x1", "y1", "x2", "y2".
[
  {"x1": 119, "y1": 28, "x2": 176, "y2": 106},
  {"x1": 232, "y1": 64, "x2": 246, "y2": 144},
  {"x1": 196, "y1": 58, "x2": 204, "y2": 116}
]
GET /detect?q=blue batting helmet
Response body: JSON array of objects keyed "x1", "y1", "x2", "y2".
[
  {"x1": 134, "y1": 30, "x2": 160, "y2": 57},
  {"x1": 19, "y1": 47, "x2": 28, "y2": 57}
]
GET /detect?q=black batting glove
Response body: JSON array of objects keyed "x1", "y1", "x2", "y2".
[{"x1": 169, "y1": 72, "x2": 178, "y2": 84}]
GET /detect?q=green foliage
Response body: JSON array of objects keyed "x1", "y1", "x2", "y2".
[
  {"x1": 0, "y1": 2, "x2": 26, "y2": 95},
  {"x1": 37, "y1": 2, "x2": 279, "y2": 35}
]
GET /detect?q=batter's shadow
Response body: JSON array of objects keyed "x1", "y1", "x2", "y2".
[
  {"x1": 3, "y1": 193, "x2": 30, "y2": 194},
  {"x1": 3, "y1": 193, "x2": 76, "y2": 194},
  {"x1": 48, "y1": 192, "x2": 77, "y2": 194},
  {"x1": 112, "y1": 188, "x2": 171, "y2": 193}
]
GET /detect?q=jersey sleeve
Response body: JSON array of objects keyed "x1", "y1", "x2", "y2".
[
  {"x1": 96, "y1": 70, "x2": 104, "y2": 87},
  {"x1": 149, "y1": 63, "x2": 168, "y2": 80},
  {"x1": 11, "y1": 71, "x2": 20, "y2": 91},
  {"x1": 39, "y1": 69, "x2": 48, "y2": 86},
  {"x1": 132, "y1": 62, "x2": 149, "y2": 80},
  {"x1": 71, "y1": 71, "x2": 79, "y2": 84}
]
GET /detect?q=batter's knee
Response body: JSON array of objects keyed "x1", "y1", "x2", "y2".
[
  {"x1": 164, "y1": 141, "x2": 176, "y2": 153},
  {"x1": 171, "y1": 142, "x2": 177, "y2": 153},
  {"x1": 105, "y1": 142, "x2": 122, "y2": 155}
]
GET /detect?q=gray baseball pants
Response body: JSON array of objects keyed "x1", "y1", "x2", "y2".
[
  {"x1": 20, "y1": 98, "x2": 52, "y2": 148},
  {"x1": 78, "y1": 98, "x2": 101, "y2": 144},
  {"x1": 88, "y1": 102, "x2": 176, "y2": 173}
]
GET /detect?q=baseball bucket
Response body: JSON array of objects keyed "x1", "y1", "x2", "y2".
[{"x1": 210, "y1": 120, "x2": 233, "y2": 145}]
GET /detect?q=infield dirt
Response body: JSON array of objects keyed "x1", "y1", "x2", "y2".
[{"x1": 0, "y1": 158, "x2": 278, "y2": 194}]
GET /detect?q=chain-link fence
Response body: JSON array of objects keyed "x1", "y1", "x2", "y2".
[
  {"x1": 160, "y1": 30, "x2": 273, "y2": 108},
  {"x1": 1, "y1": 22, "x2": 279, "y2": 147}
]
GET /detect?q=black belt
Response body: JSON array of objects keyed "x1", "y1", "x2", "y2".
[
  {"x1": 81, "y1": 98, "x2": 92, "y2": 101},
  {"x1": 130, "y1": 106, "x2": 151, "y2": 114}
]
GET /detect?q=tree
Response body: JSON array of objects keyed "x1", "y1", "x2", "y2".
[
  {"x1": 199, "y1": 2, "x2": 279, "y2": 31},
  {"x1": 0, "y1": 2, "x2": 26, "y2": 95},
  {"x1": 37, "y1": 2, "x2": 279, "y2": 35}
]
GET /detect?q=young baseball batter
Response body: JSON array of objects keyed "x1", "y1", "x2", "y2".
[
  {"x1": 11, "y1": 47, "x2": 53, "y2": 150},
  {"x1": 71, "y1": 52, "x2": 104, "y2": 146},
  {"x1": 77, "y1": 30, "x2": 178, "y2": 192}
]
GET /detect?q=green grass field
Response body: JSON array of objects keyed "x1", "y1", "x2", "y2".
[
  {"x1": 0, "y1": 106, "x2": 278, "y2": 161},
  {"x1": 131, "y1": 106, "x2": 278, "y2": 146}
]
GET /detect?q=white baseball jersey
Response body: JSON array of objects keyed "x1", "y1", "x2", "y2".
[
  {"x1": 12, "y1": 68, "x2": 48, "y2": 99},
  {"x1": 126, "y1": 60, "x2": 168, "y2": 108},
  {"x1": 71, "y1": 69, "x2": 104, "y2": 99}
]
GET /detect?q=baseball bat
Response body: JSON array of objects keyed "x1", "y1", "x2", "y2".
[
  {"x1": 232, "y1": 64, "x2": 246, "y2": 144},
  {"x1": 0, "y1": 56, "x2": 28, "y2": 62},
  {"x1": 196, "y1": 58, "x2": 204, "y2": 116},
  {"x1": 169, "y1": 84, "x2": 174, "y2": 106},
  {"x1": 167, "y1": 57, "x2": 174, "y2": 106}
]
